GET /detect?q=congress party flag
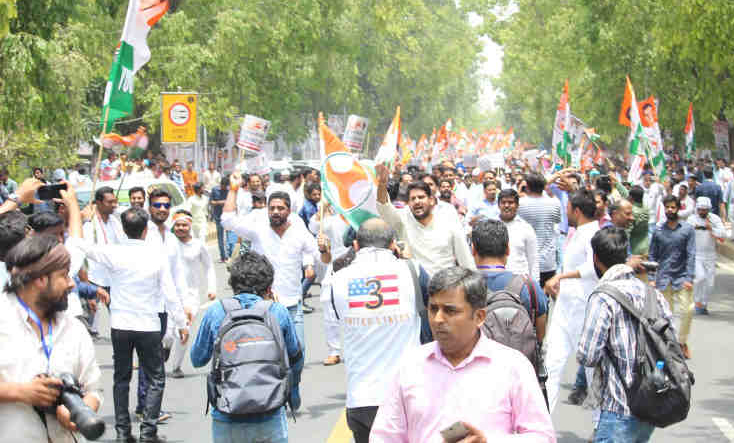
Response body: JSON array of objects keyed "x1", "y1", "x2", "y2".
[
  {"x1": 101, "y1": 0, "x2": 169, "y2": 132},
  {"x1": 318, "y1": 113, "x2": 378, "y2": 229},
  {"x1": 620, "y1": 77, "x2": 650, "y2": 182},
  {"x1": 375, "y1": 106, "x2": 401, "y2": 165},
  {"x1": 552, "y1": 81, "x2": 572, "y2": 165},
  {"x1": 685, "y1": 103, "x2": 695, "y2": 159}
]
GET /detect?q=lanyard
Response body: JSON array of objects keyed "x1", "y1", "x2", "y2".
[
  {"x1": 16, "y1": 297, "x2": 53, "y2": 370},
  {"x1": 477, "y1": 265, "x2": 506, "y2": 270}
]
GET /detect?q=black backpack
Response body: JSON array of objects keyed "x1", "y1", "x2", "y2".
[
  {"x1": 592, "y1": 284, "x2": 695, "y2": 428},
  {"x1": 481, "y1": 274, "x2": 540, "y2": 372}
]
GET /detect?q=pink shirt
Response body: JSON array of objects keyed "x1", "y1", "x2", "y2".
[{"x1": 369, "y1": 333, "x2": 556, "y2": 442}]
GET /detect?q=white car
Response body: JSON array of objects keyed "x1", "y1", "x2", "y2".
[{"x1": 75, "y1": 177, "x2": 187, "y2": 216}]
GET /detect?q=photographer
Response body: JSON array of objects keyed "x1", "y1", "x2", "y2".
[{"x1": 0, "y1": 234, "x2": 102, "y2": 443}]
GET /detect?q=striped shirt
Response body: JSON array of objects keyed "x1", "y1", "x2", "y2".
[
  {"x1": 577, "y1": 264, "x2": 675, "y2": 416},
  {"x1": 518, "y1": 195, "x2": 561, "y2": 272}
]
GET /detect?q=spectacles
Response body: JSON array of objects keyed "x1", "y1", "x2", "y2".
[{"x1": 151, "y1": 202, "x2": 171, "y2": 209}]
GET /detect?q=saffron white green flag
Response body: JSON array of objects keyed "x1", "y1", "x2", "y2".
[
  {"x1": 101, "y1": 0, "x2": 169, "y2": 132},
  {"x1": 685, "y1": 103, "x2": 695, "y2": 159},
  {"x1": 552, "y1": 80, "x2": 572, "y2": 165}
]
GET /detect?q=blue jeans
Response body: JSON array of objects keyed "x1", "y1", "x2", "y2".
[
  {"x1": 594, "y1": 411, "x2": 654, "y2": 443},
  {"x1": 212, "y1": 412, "x2": 288, "y2": 443},
  {"x1": 286, "y1": 301, "x2": 305, "y2": 353},
  {"x1": 225, "y1": 230, "x2": 237, "y2": 258},
  {"x1": 301, "y1": 275, "x2": 315, "y2": 297},
  {"x1": 215, "y1": 220, "x2": 226, "y2": 261},
  {"x1": 574, "y1": 365, "x2": 588, "y2": 390}
]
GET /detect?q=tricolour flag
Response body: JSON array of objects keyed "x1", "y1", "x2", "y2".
[
  {"x1": 685, "y1": 103, "x2": 695, "y2": 159},
  {"x1": 620, "y1": 77, "x2": 649, "y2": 182},
  {"x1": 318, "y1": 113, "x2": 378, "y2": 229},
  {"x1": 552, "y1": 80, "x2": 572, "y2": 165},
  {"x1": 102, "y1": 0, "x2": 169, "y2": 132},
  {"x1": 347, "y1": 274, "x2": 400, "y2": 309},
  {"x1": 375, "y1": 106, "x2": 401, "y2": 165}
]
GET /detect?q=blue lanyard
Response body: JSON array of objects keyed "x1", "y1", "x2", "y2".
[
  {"x1": 477, "y1": 265, "x2": 506, "y2": 270},
  {"x1": 16, "y1": 297, "x2": 53, "y2": 370}
]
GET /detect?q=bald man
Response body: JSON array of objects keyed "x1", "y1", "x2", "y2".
[{"x1": 327, "y1": 218, "x2": 430, "y2": 443}]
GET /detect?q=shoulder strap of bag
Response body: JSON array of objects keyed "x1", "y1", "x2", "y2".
[
  {"x1": 504, "y1": 274, "x2": 526, "y2": 297},
  {"x1": 524, "y1": 275, "x2": 538, "y2": 324},
  {"x1": 592, "y1": 284, "x2": 645, "y2": 321},
  {"x1": 405, "y1": 259, "x2": 424, "y2": 314}
]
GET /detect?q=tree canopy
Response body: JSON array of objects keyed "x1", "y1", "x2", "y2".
[
  {"x1": 0, "y1": 0, "x2": 493, "y2": 173},
  {"x1": 488, "y1": 0, "x2": 734, "y2": 155}
]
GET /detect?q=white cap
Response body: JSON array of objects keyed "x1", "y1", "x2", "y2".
[
  {"x1": 472, "y1": 168, "x2": 481, "y2": 176},
  {"x1": 696, "y1": 196, "x2": 712, "y2": 210}
]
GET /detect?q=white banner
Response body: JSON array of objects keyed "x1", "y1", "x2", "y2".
[
  {"x1": 236, "y1": 114, "x2": 271, "y2": 154},
  {"x1": 343, "y1": 115, "x2": 369, "y2": 152}
]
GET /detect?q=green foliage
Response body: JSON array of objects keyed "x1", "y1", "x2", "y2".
[{"x1": 489, "y1": 0, "x2": 734, "y2": 153}]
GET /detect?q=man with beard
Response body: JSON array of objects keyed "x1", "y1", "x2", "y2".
[
  {"x1": 542, "y1": 189, "x2": 600, "y2": 412},
  {"x1": 0, "y1": 235, "x2": 103, "y2": 443},
  {"x1": 139, "y1": 188, "x2": 188, "y2": 425},
  {"x1": 689, "y1": 197, "x2": 725, "y2": 315},
  {"x1": 437, "y1": 178, "x2": 454, "y2": 205},
  {"x1": 82, "y1": 186, "x2": 125, "y2": 339},
  {"x1": 649, "y1": 195, "x2": 696, "y2": 358},
  {"x1": 222, "y1": 175, "x2": 321, "y2": 359},
  {"x1": 168, "y1": 210, "x2": 216, "y2": 379},
  {"x1": 376, "y1": 164, "x2": 474, "y2": 277},
  {"x1": 468, "y1": 179, "x2": 500, "y2": 226},
  {"x1": 417, "y1": 172, "x2": 460, "y2": 221},
  {"x1": 129, "y1": 186, "x2": 146, "y2": 209}
]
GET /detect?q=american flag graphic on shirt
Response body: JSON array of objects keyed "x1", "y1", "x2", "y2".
[{"x1": 348, "y1": 274, "x2": 400, "y2": 309}]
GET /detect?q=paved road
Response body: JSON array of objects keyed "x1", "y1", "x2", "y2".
[{"x1": 89, "y1": 245, "x2": 734, "y2": 442}]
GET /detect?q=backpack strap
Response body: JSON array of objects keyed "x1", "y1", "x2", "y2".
[
  {"x1": 504, "y1": 274, "x2": 526, "y2": 297},
  {"x1": 220, "y1": 297, "x2": 243, "y2": 314},
  {"x1": 525, "y1": 275, "x2": 538, "y2": 324},
  {"x1": 591, "y1": 284, "x2": 645, "y2": 321}
]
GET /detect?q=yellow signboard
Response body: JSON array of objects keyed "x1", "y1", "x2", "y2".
[{"x1": 161, "y1": 93, "x2": 197, "y2": 143}]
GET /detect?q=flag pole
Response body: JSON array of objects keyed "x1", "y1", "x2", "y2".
[{"x1": 90, "y1": 106, "x2": 111, "y2": 199}]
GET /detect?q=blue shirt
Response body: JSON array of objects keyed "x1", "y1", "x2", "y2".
[
  {"x1": 482, "y1": 270, "x2": 549, "y2": 317},
  {"x1": 298, "y1": 199, "x2": 318, "y2": 231},
  {"x1": 190, "y1": 293, "x2": 304, "y2": 423},
  {"x1": 73, "y1": 276, "x2": 99, "y2": 300},
  {"x1": 694, "y1": 180, "x2": 723, "y2": 216},
  {"x1": 549, "y1": 184, "x2": 569, "y2": 234},
  {"x1": 468, "y1": 199, "x2": 500, "y2": 221},
  {"x1": 209, "y1": 186, "x2": 229, "y2": 221},
  {"x1": 648, "y1": 221, "x2": 695, "y2": 290}
]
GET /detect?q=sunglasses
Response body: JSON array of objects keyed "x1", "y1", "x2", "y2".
[{"x1": 151, "y1": 202, "x2": 171, "y2": 209}]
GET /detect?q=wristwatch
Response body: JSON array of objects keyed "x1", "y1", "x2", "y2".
[{"x1": 7, "y1": 193, "x2": 19, "y2": 205}]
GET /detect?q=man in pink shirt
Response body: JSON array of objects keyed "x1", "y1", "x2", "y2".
[{"x1": 370, "y1": 267, "x2": 555, "y2": 442}]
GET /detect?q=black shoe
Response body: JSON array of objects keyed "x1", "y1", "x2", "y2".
[
  {"x1": 139, "y1": 435, "x2": 167, "y2": 443},
  {"x1": 116, "y1": 435, "x2": 137, "y2": 443},
  {"x1": 302, "y1": 302, "x2": 315, "y2": 314},
  {"x1": 170, "y1": 367, "x2": 184, "y2": 379},
  {"x1": 567, "y1": 388, "x2": 587, "y2": 405}
]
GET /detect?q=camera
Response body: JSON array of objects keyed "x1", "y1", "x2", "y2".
[{"x1": 35, "y1": 373, "x2": 105, "y2": 440}]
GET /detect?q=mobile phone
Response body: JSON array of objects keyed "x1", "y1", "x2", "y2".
[
  {"x1": 37, "y1": 183, "x2": 67, "y2": 201},
  {"x1": 440, "y1": 421, "x2": 469, "y2": 443}
]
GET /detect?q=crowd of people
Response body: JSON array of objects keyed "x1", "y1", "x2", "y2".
[{"x1": 0, "y1": 146, "x2": 725, "y2": 442}]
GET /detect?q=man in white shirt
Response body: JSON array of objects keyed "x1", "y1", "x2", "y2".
[
  {"x1": 222, "y1": 176, "x2": 322, "y2": 352},
  {"x1": 81, "y1": 186, "x2": 125, "y2": 338},
  {"x1": 329, "y1": 218, "x2": 427, "y2": 443},
  {"x1": 82, "y1": 207, "x2": 186, "y2": 443},
  {"x1": 186, "y1": 182, "x2": 209, "y2": 240},
  {"x1": 690, "y1": 197, "x2": 725, "y2": 315},
  {"x1": 542, "y1": 188, "x2": 600, "y2": 411},
  {"x1": 0, "y1": 235, "x2": 103, "y2": 443},
  {"x1": 498, "y1": 188, "x2": 539, "y2": 281},
  {"x1": 376, "y1": 164, "x2": 475, "y2": 277},
  {"x1": 308, "y1": 203, "x2": 350, "y2": 365},
  {"x1": 168, "y1": 210, "x2": 217, "y2": 378},
  {"x1": 67, "y1": 164, "x2": 91, "y2": 188},
  {"x1": 202, "y1": 162, "x2": 221, "y2": 194},
  {"x1": 467, "y1": 167, "x2": 485, "y2": 204}
]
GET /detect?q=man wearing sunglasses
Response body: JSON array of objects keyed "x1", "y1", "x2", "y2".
[{"x1": 134, "y1": 187, "x2": 188, "y2": 427}]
